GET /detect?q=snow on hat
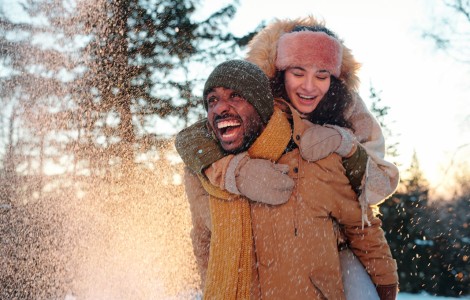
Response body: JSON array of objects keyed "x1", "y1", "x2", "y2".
[
  {"x1": 203, "y1": 59, "x2": 274, "y2": 125},
  {"x1": 275, "y1": 31, "x2": 343, "y2": 77}
]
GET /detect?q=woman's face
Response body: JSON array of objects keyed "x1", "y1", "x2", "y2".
[{"x1": 284, "y1": 66, "x2": 331, "y2": 114}]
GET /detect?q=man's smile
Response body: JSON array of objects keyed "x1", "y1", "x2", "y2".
[
  {"x1": 205, "y1": 86, "x2": 264, "y2": 153},
  {"x1": 215, "y1": 117, "x2": 242, "y2": 142}
]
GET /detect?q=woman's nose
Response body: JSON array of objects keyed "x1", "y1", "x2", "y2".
[{"x1": 301, "y1": 77, "x2": 316, "y2": 92}]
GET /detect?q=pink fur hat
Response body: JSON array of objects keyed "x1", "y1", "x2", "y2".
[{"x1": 275, "y1": 31, "x2": 343, "y2": 77}]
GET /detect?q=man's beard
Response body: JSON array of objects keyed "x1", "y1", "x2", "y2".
[
  {"x1": 224, "y1": 133, "x2": 257, "y2": 154},
  {"x1": 211, "y1": 112, "x2": 264, "y2": 155}
]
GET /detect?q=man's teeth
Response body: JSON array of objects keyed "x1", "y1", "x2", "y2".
[
  {"x1": 222, "y1": 131, "x2": 235, "y2": 138},
  {"x1": 217, "y1": 120, "x2": 240, "y2": 129}
]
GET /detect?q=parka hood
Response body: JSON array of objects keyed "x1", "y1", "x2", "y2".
[{"x1": 245, "y1": 16, "x2": 361, "y2": 92}]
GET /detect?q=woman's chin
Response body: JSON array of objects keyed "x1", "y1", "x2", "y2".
[
  {"x1": 292, "y1": 97, "x2": 319, "y2": 114},
  {"x1": 296, "y1": 103, "x2": 317, "y2": 114}
]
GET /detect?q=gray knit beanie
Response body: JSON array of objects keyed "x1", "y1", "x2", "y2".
[{"x1": 203, "y1": 59, "x2": 274, "y2": 125}]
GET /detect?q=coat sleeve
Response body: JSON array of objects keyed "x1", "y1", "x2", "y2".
[
  {"x1": 333, "y1": 195, "x2": 399, "y2": 286},
  {"x1": 183, "y1": 167, "x2": 212, "y2": 287},
  {"x1": 344, "y1": 93, "x2": 400, "y2": 205},
  {"x1": 175, "y1": 119, "x2": 226, "y2": 174}
]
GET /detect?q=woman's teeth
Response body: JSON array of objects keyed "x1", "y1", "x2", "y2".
[{"x1": 299, "y1": 94, "x2": 315, "y2": 99}]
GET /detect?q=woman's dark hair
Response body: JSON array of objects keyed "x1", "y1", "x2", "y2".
[
  {"x1": 271, "y1": 73, "x2": 354, "y2": 129},
  {"x1": 271, "y1": 24, "x2": 354, "y2": 130}
]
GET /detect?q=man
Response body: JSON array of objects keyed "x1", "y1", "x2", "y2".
[{"x1": 176, "y1": 60, "x2": 398, "y2": 300}]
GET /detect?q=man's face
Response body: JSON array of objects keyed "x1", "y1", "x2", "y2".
[{"x1": 206, "y1": 87, "x2": 264, "y2": 153}]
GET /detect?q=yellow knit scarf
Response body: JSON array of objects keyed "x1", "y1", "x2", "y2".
[{"x1": 199, "y1": 107, "x2": 292, "y2": 299}]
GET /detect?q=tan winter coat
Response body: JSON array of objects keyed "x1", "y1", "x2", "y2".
[
  {"x1": 245, "y1": 16, "x2": 400, "y2": 207},
  {"x1": 184, "y1": 105, "x2": 398, "y2": 300}
]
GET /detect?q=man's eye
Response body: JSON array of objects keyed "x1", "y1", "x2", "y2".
[
  {"x1": 231, "y1": 92, "x2": 243, "y2": 99},
  {"x1": 207, "y1": 96, "x2": 217, "y2": 105}
]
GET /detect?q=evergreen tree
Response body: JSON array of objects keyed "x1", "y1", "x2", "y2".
[
  {"x1": 368, "y1": 85, "x2": 399, "y2": 160},
  {"x1": 426, "y1": 173, "x2": 470, "y2": 296},
  {"x1": 0, "y1": 1, "x2": 75, "y2": 200},
  {"x1": 370, "y1": 85, "x2": 469, "y2": 296},
  {"x1": 1, "y1": 0, "x2": 247, "y2": 182},
  {"x1": 380, "y1": 151, "x2": 432, "y2": 293},
  {"x1": 65, "y1": 0, "x2": 245, "y2": 178}
]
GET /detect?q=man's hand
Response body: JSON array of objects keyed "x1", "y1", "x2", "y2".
[
  {"x1": 225, "y1": 153, "x2": 294, "y2": 205},
  {"x1": 300, "y1": 124, "x2": 356, "y2": 162}
]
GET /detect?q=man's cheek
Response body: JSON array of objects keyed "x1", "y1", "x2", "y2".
[{"x1": 206, "y1": 119, "x2": 216, "y2": 135}]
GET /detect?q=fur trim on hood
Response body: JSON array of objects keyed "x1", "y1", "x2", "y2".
[{"x1": 245, "y1": 16, "x2": 361, "y2": 92}]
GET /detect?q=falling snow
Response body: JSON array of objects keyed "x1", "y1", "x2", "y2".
[{"x1": 1, "y1": 155, "x2": 202, "y2": 299}]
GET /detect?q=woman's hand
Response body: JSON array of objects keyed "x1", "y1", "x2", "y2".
[
  {"x1": 225, "y1": 152, "x2": 294, "y2": 205},
  {"x1": 300, "y1": 124, "x2": 357, "y2": 161}
]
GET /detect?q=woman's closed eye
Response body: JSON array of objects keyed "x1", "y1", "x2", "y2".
[
  {"x1": 287, "y1": 67, "x2": 306, "y2": 77},
  {"x1": 287, "y1": 70, "x2": 305, "y2": 78},
  {"x1": 316, "y1": 70, "x2": 331, "y2": 80}
]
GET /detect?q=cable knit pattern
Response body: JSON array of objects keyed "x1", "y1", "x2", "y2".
[{"x1": 200, "y1": 107, "x2": 292, "y2": 300}]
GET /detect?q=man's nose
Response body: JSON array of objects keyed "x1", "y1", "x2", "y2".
[{"x1": 212, "y1": 98, "x2": 231, "y2": 115}]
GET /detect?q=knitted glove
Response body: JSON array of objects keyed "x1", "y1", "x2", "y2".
[
  {"x1": 175, "y1": 119, "x2": 224, "y2": 173},
  {"x1": 376, "y1": 284, "x2": 398, "y2": 300},
  {"x1": 225, "y1": 152, "x2": 294, "y2": 205},
  {"x1": 300, "y1": 124, "x2": 356, "y2": 162},
  {"x1": 342, "y1": 144, "x2": 368, "y2": 194}
]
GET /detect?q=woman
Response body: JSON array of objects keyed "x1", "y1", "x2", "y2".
[
  {"x1": 246, "y1": 17, "x2": 399, "y2": 209},
  {"x1": 176, "y1": 17, "x2": 399, "y2": 300}
]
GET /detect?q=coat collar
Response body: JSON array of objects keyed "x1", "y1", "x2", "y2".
[{"x1": 275, "y1": 98, "x2": 311, "y2": 147}]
